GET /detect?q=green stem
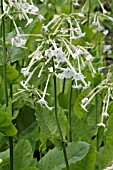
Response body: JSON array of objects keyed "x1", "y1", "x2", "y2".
[
  {"x1": 1, "y1": 0, "x2": 8, "y2": 107},
  {"x1": 95, "y1": 94, "x2": 99, "y2": 151},
  {"x1": 9, "y1": 84, "x2": 14, "y2": 170},
  {"x1": 9, "y1": 136, "x2": 13, "y2": 170},
  {"x1": 52, "y1": 58, "x2": 69, "y2": 170},
  {"x1": 87, "y1": 0, "x2": 91, "y2": 27},
  {"x1": 70, "y1": 0, "x2": 73, "y2": 13},
  {"x1": 68, "y1": 80, "x2": 73, "y2": 142},
  {"x1": 62, "y1": 78, "x2": 66, "y2": 93}
]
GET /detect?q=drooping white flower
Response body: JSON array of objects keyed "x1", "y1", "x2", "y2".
[
  {"x1": 20, "y1": 81, "x2": 28, "y2": 89},
  {"x1": 45, "y1": 48, "x2": 54, "y2": 58},
  {"x1": 81, "y1": 103, "x2": 88, "y2": 112},
  {"x1": 73, "y1": 49, "x2": 83, "y2": 58},
  {"x1": 26, "y1": 18, "x2": 33, "y2": 26},
  {"x1": 53, "y1": 48, "x2": 66, "y2": 64},
  {"x1": 21, "y1": 67, "x2": 31, "y2": 77},
  {"x1": 73, "y1": 0, "x2": 80, "y2": 6},
  {"x1": 81, "y1": 98, "x2": 89, "y2": 105},
  {"x1": 103, "y1": 45, "x2": 111, "y2": 53},
  {"x1": 11, "y1": 37, "x2": 26, "y2": 47},
  {"x1": 42, "y1": 24, "x2": 49, "y2": 32},
  {"x1": 38, "y1": 14, "x2": 45, "y2": 21},
  {"x1": 97, "y1": 122, "x2": 106, "y2": 128},
  {"x1": 78, "y1": 13, "x2": 85, "y2": 17},
  {"x1": 103, "y1": 29, "x2": 109, "y2": 35},
  {"x1": 92, "y1": 15, "x2": 97, "y2": 26},
  {"x1": 37, "y1": 98, "x2": 53, "y2": 110},
  {"x1": 102, "y1": 112, "x2": 109, "y2": 118},
  {"x1": 57, "y1": 67, "x2": 74, "y2": 79}
]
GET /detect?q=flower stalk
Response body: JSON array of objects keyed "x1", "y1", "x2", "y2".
[
  {"x1": 68, "y1": 80, "x2": 73, "y2": 142},
  {"x1": 1, "y1": 0, "x2": 8, "y2": 107},
  {"x1": 52, "y1": 58, "x2": 69, "y2": 170},
  {"x1": 87, "y1": 0, "x2": 91, "y2": 27}
]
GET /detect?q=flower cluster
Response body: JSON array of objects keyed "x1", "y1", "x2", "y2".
[{"x1": 81, "y1": 72, "x2": 113, "y2": 128}]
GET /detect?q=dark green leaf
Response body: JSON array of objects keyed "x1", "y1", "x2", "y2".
[
  {"x1": 37, "y1": 141, "x2": 90, "y2": 170},
  {"x1": 14, "y1": 139, "x2": 36, "y2": 170}
]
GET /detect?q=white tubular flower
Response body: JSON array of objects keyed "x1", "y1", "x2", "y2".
[
  {"x1": 37, "y1": 98, "x2": 53, "y2": 111},
  {"x1": 20, "y1": 81, "x2": 28, "y2": 89},
  {"x1": 97, "y1": 122, "x2": 106, "y2": 128},
  {"x1": 53, "y1": 47, "x2": 64, "y2": 57},
  {"x1": 42, "y1": 24, "x2": 49, "y2": 32},
  {"x1": 81, "y1": 103, "x2": 88, "y2": 112},
  {"x1": 21, "y1": 66, "x2": 38, "y2": 89},
  {"x1": 78, "y1": 13, "x2": 85, "y2": 18},
  {"x1": 26, "y1": 18, "x2": 33, "y2": 26},
  {"x1": 103, "y1": 29, "x2": 109, "y2": 35},
  {"x1": 97, "y1": 19, "x2": 104, "y2": 32},
  {"x1": 81, "y1": 98, "x2": 89, "y2": 105},
  {"x1": 57, "y1": 67, "x2": 74, "y2": 79},
  {"x1": 92, "y1": 15, "x2": 97, "y2": 26},
  {"x1": 86, "y1": 54, "x2": 93, "y2": 61},
  {"x1": 53, "y1": 47, "x2": 66, "y2": 64},
  {"x1": 21, "y1": 67, "x2": 30, "y2": 77},
  {"x1": 11, "y1": 37, "x2": 26, "y2": 47},
  {"x1": 37, "y1": 75, "x2": 53, "y2": 110},
  {"x1": 28, "y1": 5, "x2": 39, "y2": 13},
  {"x1": 38, "y1": 15, "x2": 45, "y2": 21},
  {"x1": 102, "y1": 112, "x2": 109, "y2": 118},
  {"x1": 103, "y1": 45, "x2": 111, "y2": 53},
  {"x1": 45, "y1": 48, "x2": 54, "y2": 58},
  {"x1": 72, "y1": 83, "x2": 82, "y2": 89},
  {"x1": 54, "y1": 54, "x2": 66, "y2": 64},
  {"x1": 73, "y1": 0, "x2": 80, "y2": 6}
]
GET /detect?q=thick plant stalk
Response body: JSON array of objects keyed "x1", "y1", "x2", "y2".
[
  {"x1": 68, "y1": 80, "x2": 73, "y2": 142},
  {"x1": 87, "y1": 0, "x2": 91, "y2": 27},
  {"x1": 1, "y1": 0, "x2": 8, "y2": 107},
  {"x1": 10, "y1": 85, "x2": 14, "y2": 170},
  {"x1": 62, "y1": 78, "x2": 66, "y2": 93},
  {"x1": 52, "y1": 58, "x2": 69, "y2": 170},
  {"x1": 70, "y1": 0, "x2": 73, "y2": 14},
  {"x1": 1, "y1": 1, "x2": 13, "y2": 170}
]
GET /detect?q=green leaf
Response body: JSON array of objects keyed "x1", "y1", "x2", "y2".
[
  {"x1": 69, "y1": 145, "x2": 96, "y2": 170},
  {"x1": 9, "y1": 47, "x2": 26, "y2": 63},
  {"x1": 14, "y1": 139, "x2": 37, "y2": 170},
  {"x1": 107, "y1": 112, "x2": 113, "y2": 138},
  {"x1": 0, "y1": 64, "x2": 19, "y2": 84},
  {"x1": 0, "y1": 102, "x2": 17, "y2": 136},
  {"x1": 72, "y1": 115, "x2": 90, "y2": 142},
  {"x1": 37, "y1": 141, "x2": 90, "y2": 170},
  {"x1": 36, "y1": 104, "x2": 69, "y2": 138},
  {"x1": 108, "y1": 101, "x2": 113, "y2": 116},
  {"x1": 0, "y1": 149, "x2": 9, "y2": 168},
  {"x1": 101, "y1": 136, "x2": 113, "y2": 169}
]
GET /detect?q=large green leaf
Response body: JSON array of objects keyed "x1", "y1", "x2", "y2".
[
  {"x1": 0, "y1": 102, "x2": 17, "y2": 136},
  {"x1": 14, "y1": 139, "x2": 37, "y2": 170},
  {"x1": 0, "y1": 149, "x2": 9, "y2": 169},
  {"x1": 0, "y1": 64, "x2": 19, "y2": 84},
  {"x1": 69, "y1": 145, "x2": 96, "y2": 170},
  {"x1": 101, "y1": 136, "x2": 113, "y2": 169},
  {"x1": 36, "y1": 104, "x2": 69, "y2": 138},
  {"x1": 9, "y1": 47, "x2": 26, "y2": 63},
  {"x1": 37, "y1": 141, "x2": 90, "y2": 170},
  {"x1": 72, "y1": 114, "x2": 90, "y2": 142},
  {"x1": 107, "y1": 112, "x2": 113, "y2": 138}
]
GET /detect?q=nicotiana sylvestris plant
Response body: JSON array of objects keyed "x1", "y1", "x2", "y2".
[{"x1": 1, "y1": 0, "x2": 113, "y2": 170}]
